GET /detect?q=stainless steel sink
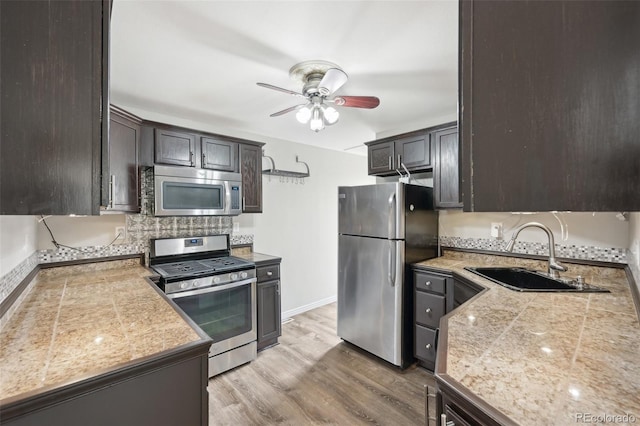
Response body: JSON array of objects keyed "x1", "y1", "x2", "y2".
[{"x1": 464, "y1": 267, "x2": 610, "y2": 293}]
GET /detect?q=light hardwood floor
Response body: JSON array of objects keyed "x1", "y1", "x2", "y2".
[{"x1": 208, "y1": 303, "x2": 435, "y2": 425}]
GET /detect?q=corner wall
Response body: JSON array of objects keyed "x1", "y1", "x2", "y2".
[
  {"x1": 0, "y1": 216, "x2": 38, "y2": 304},
  {"x1": 235, "y1": 139, "x2": 374, "y2": 318}
]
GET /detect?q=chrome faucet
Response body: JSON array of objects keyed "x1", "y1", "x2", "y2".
[{"x1": 504, "y1": 222, "x2": 567, "y2": 278}]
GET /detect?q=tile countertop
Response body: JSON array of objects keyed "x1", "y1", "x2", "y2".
[
  {"x1": 0, "y1": 258, "x2": 206, "y2": 405},
  {"x1": 235, "y1": 252, "x2": 282, "y2": 266},
  {"x1": 414, "y1": 251, "x2": 640, "y2": 425}
]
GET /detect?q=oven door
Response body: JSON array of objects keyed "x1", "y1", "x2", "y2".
[{"x1": 168, "y1": 278, "x2": 256, "y2": 356}]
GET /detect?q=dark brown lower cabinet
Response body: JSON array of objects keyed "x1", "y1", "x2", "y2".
[
  {"x1": 3, "y1": 346, "x2": 210, "y2": 426},
  {"x1": 413, "y1": 268, "x2": 454, "y2": 371},
  {"x1": 256, "y1": 259, "x2": 282, "y2": 351},
  {"x1": 437, "y1": 383, "x2": 503, "y2": 426}
]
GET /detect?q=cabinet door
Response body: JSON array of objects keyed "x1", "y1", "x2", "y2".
[
  {"x1": 155, "y1": 129, "x2": 196, "y2": 167},
  {"x1": 395, "y1": 133, "x2": 431, "y2": 171},
  {"x1": 239, "y1": 143, "x2": 263, "y2": 213},
  {"x1": 0, "y1": 0, "x2": 107, "y2": 215},
  {"x1": 103, "y1": 112, "x2": 140, "y2": 212},
  {"x1": 257, "y1": 279, "x2": 281, "y2": 350},
  {"x1": 433, "y1": 126, "x2": 462, "y2": 209},
  {"x1": 201, "y1": 137, "x2": 238, "y2": 172},
  {"x1": 460, "y1": 0, "x2": 640, "y2": 211},
  {"x1": 367, "y1": 140, "x2": 395, "y2": 175}
]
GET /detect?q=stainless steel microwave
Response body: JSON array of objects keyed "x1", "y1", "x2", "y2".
[{"x1": 154, "y1": 165, "x2": 242, "y2": 216}]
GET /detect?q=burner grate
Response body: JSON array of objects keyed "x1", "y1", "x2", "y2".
[{"x1": 152, "y1": 256, "x2": 254, "y2": 279}]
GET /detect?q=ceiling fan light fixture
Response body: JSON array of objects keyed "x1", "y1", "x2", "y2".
[
  {"x1": 310, "y1": 106, "x2": 324, "y2": 132},
  {"x1": 296, "y1": 106, "x2": 312, "y2": 123},
  {"x1": 258, "y1": 60, "x2": 380, "y2": 133},
  {"x1": 323, "y1": 106, "x2": 339, "y2": 125}
]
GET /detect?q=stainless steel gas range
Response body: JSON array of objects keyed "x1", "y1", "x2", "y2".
[{"x1": 149, "y1": 234, "x2": 257, "y2": 377}]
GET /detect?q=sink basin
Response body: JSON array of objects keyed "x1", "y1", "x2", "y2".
[{"x1": 464, "y1": 267, "x2": 610, "y2": 293}]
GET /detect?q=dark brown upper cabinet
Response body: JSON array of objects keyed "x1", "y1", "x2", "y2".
[
  {"x1": 433, "y1": 125, "x2": 462, "y2": 209},
  {"x1": 101, "y1": 107, "x2": 141, "y2": 213},
  {"x1": 0, "y1": 0, "x2": 109, "y2": 215},
  {"x1": 460, "y1": 0, "x2": 640, "y2": 212},
  {"x1": 368, "y1": 141, "x2": 396, "y2": 175},
  {"x1": 396, "y1": 133, "x2": 431, "y2": 172},
  {"x1": 155, "y1": 129, "x2": 196, "y2": 167},
  {"x1": 366, "y1": 130, "x2": 430, "y2": 176},
  {"x1": 239, "y1": 143, "x2": 264, "y2": 213},
  {"x1": 201, "y1": 137, "x2": 238, "y2": 172}
]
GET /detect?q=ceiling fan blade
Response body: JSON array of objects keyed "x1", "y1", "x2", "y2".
[
  {"x1": 318, "y1": 68, "x2": 348, "y2": 96},
  {"x1": 334, "y1": 96, "x2": 380, "y2": 109},
  {"x1": 269, "y1": 104, "x2": 307, "y2": 117},
  {"x1": 257, "y1": 82, "x2": 305, "y2": 98}
]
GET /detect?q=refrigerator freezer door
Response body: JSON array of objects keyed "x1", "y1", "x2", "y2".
[
  {"x1": 337, "y1": 234, "x2": 405, "y2": 366},
  {"x1": 338, "y1": 183, "x2": 404, "y2": 239}
]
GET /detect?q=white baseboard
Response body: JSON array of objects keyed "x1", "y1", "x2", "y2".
[{"x1": 281, "y1": 294, "x2": 337, "y2": 321}]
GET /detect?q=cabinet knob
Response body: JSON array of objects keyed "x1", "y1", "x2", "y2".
[
  {"x1": 425, "y1": 343, "x2": 432, "y2": 349},
  {"x1": 425, "y1": 281, "x2": 431, "y2": 286},
  {"x1": 425, "y1": 308, "x2": 432, "y2": 313},
  {"x1": 267, "y1": 271, "x2": 273, "y2": 276}
]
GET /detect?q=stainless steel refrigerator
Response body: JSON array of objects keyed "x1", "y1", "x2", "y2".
[{"x1": 337, "y1": 182, "x2": 438, "y2": 367}]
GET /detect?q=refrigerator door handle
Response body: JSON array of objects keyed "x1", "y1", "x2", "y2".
[
  {"x1": 388, "y1": 240, "x2": 396, "y2": 287},
  {"x1": 388, "y1": 192, "x2": 396, "y2": 239}
]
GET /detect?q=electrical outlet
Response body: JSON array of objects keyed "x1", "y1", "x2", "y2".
[
  {"x1": 233, "y1": 222, "x2": 240, "y2": 232},
  {"x1": 115, "y1": 226, "x2": 126, "y2": 241},
  {"x1": 490, "y1": 222, "x2": 503, "y2": 239}
]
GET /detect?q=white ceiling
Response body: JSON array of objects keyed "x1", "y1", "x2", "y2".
[{"x1": 110, "y1": 0, "x2": 459, "y2": 155}]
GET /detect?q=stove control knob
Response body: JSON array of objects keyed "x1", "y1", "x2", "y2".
[
  {"x1": 240, "y1": 271, "x2": 248, "y2": 279},
  {"x1": 180, "y1": 282, "x2": 188, "y2": 289},
  {"x1": 230, "y1": 273, "x2": 238, "y2": 281},
  {"x1": 213, "y1": 277, "x2": 221, "y2": 284},
  {"x1": 192, "y1": 280, "x2": 200, "y2": 288}
]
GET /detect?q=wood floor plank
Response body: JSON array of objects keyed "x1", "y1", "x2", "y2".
[{"x1": 208, "y1": 303, "x2": 435, "y2": 425}]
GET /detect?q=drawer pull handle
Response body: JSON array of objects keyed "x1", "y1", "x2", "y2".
[
  {"x1": 267, "y1": 271, "x2": 273, "y2": 276},
  {"x1": 425, "y1": 281, "x2": 431, "y2": 286},
  {"x1": 425, "y1": 344, "x2": 432, "y2": 349},
  {"x1": 425, "y1": 308, "x2": 432, "y2": 313}
]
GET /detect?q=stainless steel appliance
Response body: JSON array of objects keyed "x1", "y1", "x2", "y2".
[
  {"x1": 149, "y1": 234, "x2": 257, "y2": 377},
  {"x1": 154, "y1": 165, "x2": 242, "y2": 216},
  {"x1": 337, "y1": 183, "x2": 438, "y2": 367}
]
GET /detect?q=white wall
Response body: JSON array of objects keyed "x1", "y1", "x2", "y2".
[
  {"x1": 0, "y1": 216, "x2": 38, "y2": 276},
  {"x1": 35, "y1": 215, "x2": 126, "y2": 250},
  {"x1": 439, "y1": 210, "x2": 630, "y2": 249},
  {"x1": 630, "y1": 213, "x2": 640, "y2": 265},
  {"x1": 235, "y1": 139, "x2": 374, "y2": 317}
]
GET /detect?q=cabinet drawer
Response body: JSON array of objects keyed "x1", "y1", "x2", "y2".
[
  {"x1": 415, "y1": 324, "x2": 437, "y2": 362},
  {"x1": 414, "y1": 271, "x2": 447, "y2": 295},
  {"x1": 415, "y1": 291, "x2": 446, "y2": 328},
  {"x1": 257, "y1": 264, "x2": 280, "y2": 282}
]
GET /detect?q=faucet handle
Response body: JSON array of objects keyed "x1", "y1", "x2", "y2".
[{"x1": 549, "y1": 259, "x2": 568, "y2": 272}]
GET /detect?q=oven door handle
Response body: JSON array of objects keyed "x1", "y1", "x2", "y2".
[{"x1": 167, "y1": 277, "x2": 257, "y2": 300}]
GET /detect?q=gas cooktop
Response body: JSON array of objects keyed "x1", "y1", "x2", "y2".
[{"x1": 152, "y1": 256, "x2": 254, "y2": 279}]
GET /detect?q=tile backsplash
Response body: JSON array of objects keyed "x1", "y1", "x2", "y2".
[{"x1": 440, "y1": 236, "x2": 627, "y2": 263}]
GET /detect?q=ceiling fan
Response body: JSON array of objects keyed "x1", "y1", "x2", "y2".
[{"x1": 257, "y1": 60, "x2": 380, "y2": 132}]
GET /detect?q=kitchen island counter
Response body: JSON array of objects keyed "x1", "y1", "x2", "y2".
[
  {"x1": 0, "y1": 257, "x2": 211, "y2": 424},
  {"x1": 414, "y1": 251, "x2": 640, "y2": 425}
]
